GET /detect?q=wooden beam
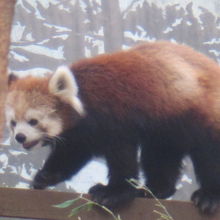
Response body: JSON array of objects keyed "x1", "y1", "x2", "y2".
[
  {"x1": 0, "y1": 0, "x2": 16, "y2": 140},
  {"x1": 0, "y1": 187, "x2": 218, "y2": 220}
]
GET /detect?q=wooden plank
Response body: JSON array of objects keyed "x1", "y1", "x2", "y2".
[
  {"x1": 0, "y1": 187, "x2": 219, "y2": 220},
  {"x1": 0, "y1": 0, "x2": 16, "y2": 140}
]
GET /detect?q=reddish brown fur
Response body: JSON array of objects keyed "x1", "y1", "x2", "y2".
[
  {"x1": 7, "y1": 41, "x2": 220, "y2": 214},
  {"x1": 9, "y1": 76, "x2": 49, "y2": 93},
  {"x1": 71, "y1": 41, "x2": 220, "y2": 130},
  {"x1": 7, "y1": 76, "x2": 75, "y2": 130},
  {"x1": 10, "y1": 42, "x2": 220, "y2": 126},
  {"x1": 8, "y1": 41, "x2": 220, "y2": 133}
]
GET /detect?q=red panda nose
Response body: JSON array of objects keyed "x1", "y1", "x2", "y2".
[{"x1": 15, "y1": 133, "x2": 26, "y2": 144}]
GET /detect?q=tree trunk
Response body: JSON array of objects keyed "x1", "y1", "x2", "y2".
[{"x1": 0, "y1": 0, "x2": 16, "y2": 140}]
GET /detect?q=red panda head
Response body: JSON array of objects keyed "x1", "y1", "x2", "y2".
[{"x1": 5, "y1": 66, "x2": 85, "y2": 150}]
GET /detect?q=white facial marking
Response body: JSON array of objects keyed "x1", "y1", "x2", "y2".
[
  {"x1": 25, "y1": 108, "x2": 63, "y2": 137},
  {"x1": 25, "y1": 108, "x2": 44, "y2": 120},
  {"x1": 42, "y1": 117, "x2": 63, "y2": 137},
  {"x1": 6, "y1": 106, "x2": 63, "y2": 148},
  {"x1": 14, "y1": 122, "x2": 42, "y2": 143},
  {"x1": 5, "y1": 106, "x2": 15, "y2": 127}
]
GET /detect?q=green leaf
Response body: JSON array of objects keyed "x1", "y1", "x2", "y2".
[
  {"x1": 53, "y1": 198, "x2": 80, "y2": 209},
  {"x1": 68, "y1": 203, "x2": 90, "y2": 217},
  {"x1": 86, "y1": 202, "x2": 94, "y2": 211}
]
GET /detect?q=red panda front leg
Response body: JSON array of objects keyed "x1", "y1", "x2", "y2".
[
  {"x1": 89, "y1": 141, "x2": 139, "y2": 209},
  {"x1": 32, "y1": 144, "x2": 92, "y2": 189},
  {"x1": 190, "y1": 139, "x2": 220, "y2": 215}
]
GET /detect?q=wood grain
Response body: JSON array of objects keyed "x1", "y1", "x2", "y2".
[{"x1": 0, "y1": 188, "x2": 218, "y2": 220}]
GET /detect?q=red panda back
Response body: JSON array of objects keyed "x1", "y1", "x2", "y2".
[{"x1": 71, "y1": 42, "x2": 220, "y2": 120}]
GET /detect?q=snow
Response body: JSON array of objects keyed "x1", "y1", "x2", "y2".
[
  {"x1": 11, "y1": 22, "x2": 25, "y2": 42},
  {"x1": 66, "y1": 159, "x2": 108, "y2": 193},
  {"x1": 43, "y1": 23, "x2": 72, "y2": 32},
  {"x1": 10, "y1": 51, "x2": 29, "y2": 62},
  {"x1": 11, "y1": 68, "x2": 52, "y2": 77},
  {"x1": 11, "y1": 45, "x2": 65, "y2": 60}
]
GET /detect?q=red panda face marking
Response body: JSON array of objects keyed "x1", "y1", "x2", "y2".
[
  {"x1": 5, "y1": 97, "x2": 63, "y2": 149},
  {"x1": 5, "y1": 66, "x2": 85, "y2": 149}
]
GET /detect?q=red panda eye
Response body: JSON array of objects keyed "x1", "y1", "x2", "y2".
[
  {"x1": 10, "y1": 120, "x2": 16, "y2": 127},
  {"x1": 28, "y1": 119, "x2": 38, "y2": 126}
]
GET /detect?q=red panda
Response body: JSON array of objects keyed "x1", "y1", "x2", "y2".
[{"x1": 5, "y1": 41, "x2": 220, "y2": 214}]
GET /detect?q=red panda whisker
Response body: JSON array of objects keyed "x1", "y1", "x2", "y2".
[{"x1": 44, "y1": 135, "x2": 65, "y2": 145}]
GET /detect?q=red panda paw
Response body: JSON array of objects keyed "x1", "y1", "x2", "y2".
[
  {"x1": 31, "y1": 170, "x2": 64, "y2": 189},
  {"x1": 191, "y1": 189, "x2": 220, "y2": 215},
  {"x1": 89, "y1": 183, "x2": 136, "y2": 209}
]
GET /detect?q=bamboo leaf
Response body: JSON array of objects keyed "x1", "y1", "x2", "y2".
[
  {"x1": 68, "y1": 202, "x2": 91, "y2": 217},
  {"x1": 86, "y1": 202, "x2": 94, "y2": 211},
  {"x1": 53, "y1": 198, "x2": 80, "y2": 208}
]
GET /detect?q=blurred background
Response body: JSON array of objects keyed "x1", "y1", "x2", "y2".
[{"x1": 2, "y1": 0, "x2": 220, "y2": 208}]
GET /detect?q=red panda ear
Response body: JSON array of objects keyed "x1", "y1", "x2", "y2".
[
  {"x1": 8, "y1": 73, "x2": 18, "y2": 86},
  {"x1": 49, "y1": 66, "x2": 85, "y2": 116}
]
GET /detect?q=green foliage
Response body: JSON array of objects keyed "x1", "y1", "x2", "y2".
[
  {"x1": 53, "y1": 193, "x2": 122, "y2": 220},
  {"x1": 128, "y1": 179, "x2": 174, "y2": 220},
  {"x1": 53, "y1": 198, "x2": 80, "y2": 209},
  {"x1": 54, "y1": 180, "x2": 174, "y2": 220}
]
